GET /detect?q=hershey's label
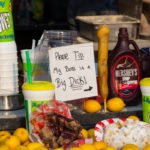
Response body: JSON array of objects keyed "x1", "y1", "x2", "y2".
[{"x1": 112, "y1": 55, "x2": 140, "y2": 98}]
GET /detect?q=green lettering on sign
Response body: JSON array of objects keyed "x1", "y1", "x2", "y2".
[
  {"x1": 0, "y1": 0, "x2": 15, "y2": 42},
  {"x1": 31, "y1": 100, "x2": 49, "y2": 113},
  {"x1": 142, "y1": 95, "x2": 150, "y2": 123}
]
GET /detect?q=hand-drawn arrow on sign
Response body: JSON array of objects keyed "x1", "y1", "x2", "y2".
[{"x1": 84, "y1": 86, "x2": 93, "y2": 91}]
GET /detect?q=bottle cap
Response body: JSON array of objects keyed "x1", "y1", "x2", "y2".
[{"x1": 118, "y1": 28, "x2": 128, "y2": 38}]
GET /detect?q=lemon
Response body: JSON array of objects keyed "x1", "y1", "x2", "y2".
[
  {"x1": 106, "y1": 97, "x2": 126, "y2": 112},
  {"x1": 0, "y1": 145, "x2": 9, "y2": 150},
  {"x1": 81, "y1": 129, "x2": 88, "y2": 138},
  {"x1": 88, "y1": 128, "x2": 95, "y2": 141},
  {"x1": 83, "y1": 100, "x2": 102, "y2": 113},
  {"x1": 0, "y1": 131, "x2": 11, "y2": 144},
  {"x1": 15, "y1": 145, "x2": 29, "y2": 150},
  {"x1": 122, "y1": 144, "x2": 140, "y2": 150},
  {"x1": 22, "y1": 140, "x2": 31, "y2": 146},
  {"x1": 5, "y1": 135, "x2": 20, "y2": 149},
  {"x1": 27, "y1": 142, "x2": 43, "y2": 150},
  {"x1": 69, "y1": 147, "x2": 81, "y2": 150},
  {"x1": 127, "y1": 115, "x2": 140, "y2": 121},
  {"x1": 143, "y1": 145, "x2": 150, "y2": 150},
  {"x1": 14, "y1": 128, "x2": 29, "y2": 143},
  {"x1": 54, "y1": 148, "x2": 64, "y2": 150},
  {"x1": 34, "y1": 146, "x2": 48, "y2": 150},
  {"x1": 80, "y1": 144, "x2": 96, "y2": 150},
  {"x1": 93, "y1": 141, "x2": 107, "y2": 150},
  {"x1": 105, "y1": 146, "x2": 117, "y2": 150}
]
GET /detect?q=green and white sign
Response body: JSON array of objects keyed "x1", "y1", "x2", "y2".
[
  {"x1": 0, "y1": 0, "x2": 15, "y2": 42},
  {"x1": 142, "y1": 95, "x2": 150, "y2": 123}
]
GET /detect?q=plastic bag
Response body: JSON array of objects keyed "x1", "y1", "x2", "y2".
[
  {"x1": 30, "y1": 100, "x2": 87, "y2": 149},
  {"x1": 32, "y1": 32, "x2": 51, "y2": 81},
  {"x1": 32, "y1": 30, "x2": 78, "y2": 82}
]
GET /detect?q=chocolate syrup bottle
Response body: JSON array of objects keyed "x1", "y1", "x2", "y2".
[{"x1": 108, "y1": 28, "x2": 141, "y2": 106}]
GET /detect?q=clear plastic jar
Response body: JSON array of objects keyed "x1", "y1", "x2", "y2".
[{"x1": 43, "y1": 30, "x2": 78, "y2": 47}]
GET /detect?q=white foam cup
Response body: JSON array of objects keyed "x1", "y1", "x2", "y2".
[
  {"x1": 0, "y1": 81, "x2": 18, "y2": 89},
  {"x1": 0, "y1": 70, "x2": 18, "y2": 77},
  {"x1": 0, "y1": 41, "x2": 17, "y2": 53},
  {"x1": 22, "y1": 81, "x2": 55, "y2": 133},
  {"x1": 0, "y1": 53, "x2": 17, "y2": 60},
  {"x1": 0, "y1": 64, "x2": 18, "y2": 71}
]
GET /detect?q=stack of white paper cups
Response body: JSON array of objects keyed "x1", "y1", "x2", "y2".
[{"x1": 0, "y1": 42, "x2": 18, "y2": 95}]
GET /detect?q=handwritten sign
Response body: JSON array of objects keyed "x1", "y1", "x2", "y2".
[{"x1": 49, "y1": 43, "x2": 98, "y2": 101}]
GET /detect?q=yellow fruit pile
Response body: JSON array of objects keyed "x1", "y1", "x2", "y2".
[
  {"x1": 0, "y1": 128, "x2": 48, "y2": 150},
  {"x1": 82, "y1": 97, "x2": 126, "y2": 113},
  {"x1": 80, "y1": 128, "x2": 96, "y2": 141},
  {"x1": 69, "y1": 142, "x2": 143, "y2": 150},
  {"x1": 69, "y1": 141, "x2": 115, "y2": 150}
]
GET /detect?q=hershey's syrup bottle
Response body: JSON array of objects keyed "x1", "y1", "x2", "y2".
[{"x1": 108, "y1": 28, "x2": 141, "y2": 106}]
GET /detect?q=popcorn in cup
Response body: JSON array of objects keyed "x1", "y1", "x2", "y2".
[{"x1": 22, "y1": 81, "x2": 55, "y2": 133}]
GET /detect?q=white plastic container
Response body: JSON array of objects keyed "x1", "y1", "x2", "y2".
[{"x1": 22, "y1": 81, "x2": 55, "y2": 133}]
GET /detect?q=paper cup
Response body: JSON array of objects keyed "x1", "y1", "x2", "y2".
[
  {"x1": 0, "y1": 60, "x2": 18, "y2": 66},
  {"x1": 0, "y1": 53, "x2": 17, "y2": 60},
  {"x1": 0, "y1": 70, "x2": 18, "y2": 77},
  {"x1": 140, "y1": 78, "x2": 150, "y2": 123},
  {"x1": 0, "y1": 64, "x2": 18, "y2": 71},
  {"x1": 0, "y1": 82, "x2": 18, "y2": 89},
  {"x1": 22, "y1": 81, "x2": 55, "y2": 133},
  {"x1": 0, "y1": 88, "x2": 19, "y2": 96},
  {"x1": 0, "y1": 41, "x2": 17, "y2": 53},
  {"x1": 0, "y1": 77, "x2": 18, "y2": 82}
]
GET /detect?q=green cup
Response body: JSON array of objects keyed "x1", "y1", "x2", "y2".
[
  {"x1": 0, "y1": 0, "x2": 15, "y2": 42},
  {"x1": 140, "y1": 78, "x2": 150, "y2": 123}
]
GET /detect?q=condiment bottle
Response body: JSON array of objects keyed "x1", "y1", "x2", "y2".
[{"x1": 108, "y1": 28, "x2": 141, "y2": 106}]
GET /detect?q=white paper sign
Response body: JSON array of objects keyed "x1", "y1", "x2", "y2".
[{"x1": 49, "y1": 43, "x2": 98, "y2": 101}]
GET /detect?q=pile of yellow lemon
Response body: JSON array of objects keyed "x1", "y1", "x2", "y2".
[
  {"x1": 55, "y1": 142, "x2": 150, "y2": 150},
  {"x1": 0, "y1": 128, "x2": 47, "y2": 150},
  {"x1": 83, "y1": 97, "x2": 126, "y2": 113}
]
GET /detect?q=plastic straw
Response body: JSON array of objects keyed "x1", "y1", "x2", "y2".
[
  {"x1": 26, "y1": 51, "x2": 32, "y2": 84},
  {"x1": 31, "y1": 39, "x2": 36, "y2": 51},
  {"x1": 37, "y1": 33, "x2": 44, "y2": 46}
]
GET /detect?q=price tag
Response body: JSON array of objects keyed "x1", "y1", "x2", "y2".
[{"x1": 49, "y1": 43, "x2": 98, "y2": 101}]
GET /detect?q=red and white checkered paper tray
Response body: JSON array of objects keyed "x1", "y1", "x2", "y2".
[
  {"x1": 30, "y1": 100, "x2": 73, "y2": 131},
  {"x1": 94, "y1": 118, "x2": 127, "y2": 141},
  {"x1": 94, "y1": 118, "x2": 148, "y2": 142},
  {"x1": 29, "y1": 100, "x2": 93, "y2": 150}
]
